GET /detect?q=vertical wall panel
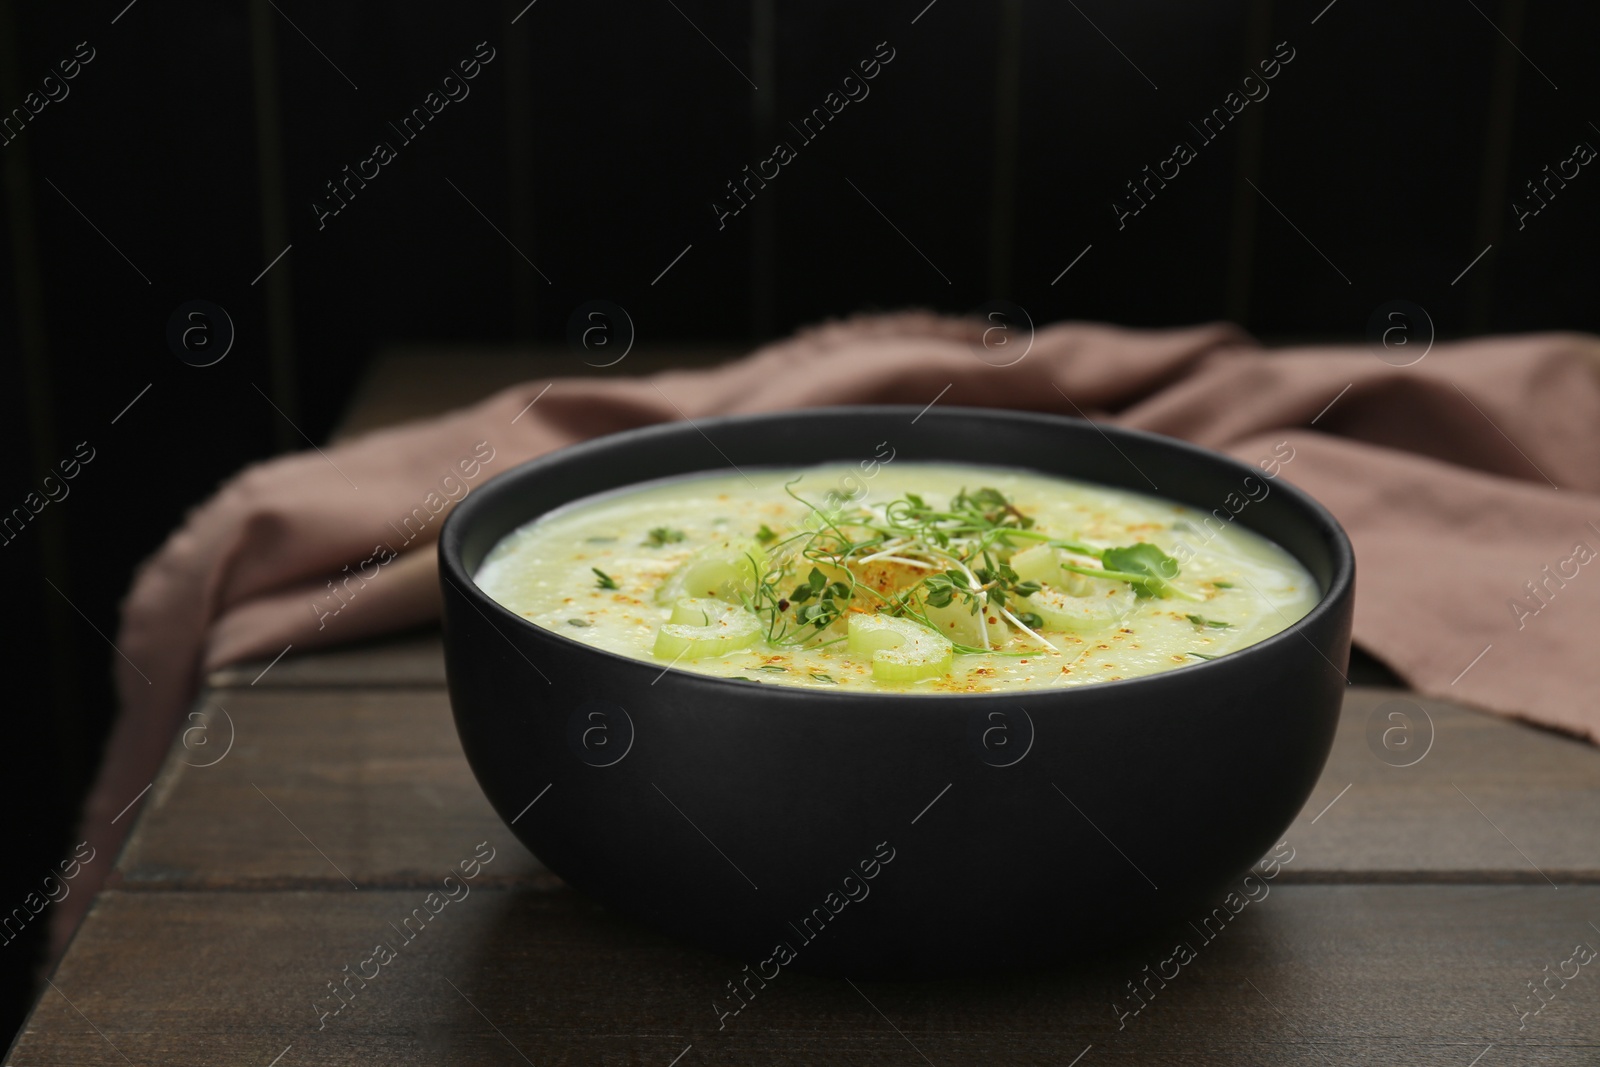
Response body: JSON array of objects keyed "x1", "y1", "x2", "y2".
[
  {"x1": 1011, "y1": 0, "x2": 1255, "y2": 329},
  {"x1": 769, "y1": 1, "x2": 998, "y2": 328},
  {"x1": 1483, "y1": 0, "x2": 1599, "y2": 334},
  {"x1": 987, "y1": 0, "x2": 1024, "y2": 298},
  {"x1": 248, "y1": 0, "x2": 298, "y2": 450}
]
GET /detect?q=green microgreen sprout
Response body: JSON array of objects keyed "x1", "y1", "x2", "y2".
[{"x1": 709, "y1": 478, "x2": 1197, "y2": 664}]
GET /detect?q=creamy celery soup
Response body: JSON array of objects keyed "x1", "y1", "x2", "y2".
[{"x1": 474, "y1": 463, "x2": 1320, "y2": 693}]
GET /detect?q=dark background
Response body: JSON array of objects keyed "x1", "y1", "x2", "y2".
[{"x1": 2, "y1": 0, "x2": 1596, "y2": 1035}]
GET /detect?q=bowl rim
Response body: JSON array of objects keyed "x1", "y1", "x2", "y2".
[{"x1": 438, "y1": 404, "x2": 1354, "y2": 702}]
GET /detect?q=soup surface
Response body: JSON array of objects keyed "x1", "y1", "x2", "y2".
[{"x1": 475, "y1": 463, "x2": 1319, "y2": 693}]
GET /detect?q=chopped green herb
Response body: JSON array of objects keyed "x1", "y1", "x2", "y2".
[
  {"x1": 1101, "y1": 544, "x2": 1181, "y2": 593},
  {"x1": 1185, "y1": 614, "x2": 1232, "y2": 629},
  {"x1": 1212, "y1": 580, "x2": 1234, "y2": 589},
  {"x1": 1042, "y1": 538, "x2": 1194, "y2": 601},
  {"x1": 644, "y1": 527, "x2": 686, "y2": 547},
  {"x1": 720, "y1": 479, "x2": 1197, "y2": 660},
  {"x1": 951, "y1": 486, "x2": 1035, "y2": 530},
  {"x1": 1187, "y1": 651, "x2": 1219, "y2": 660},
  {"x1": 809, "y1": 672, "x2": 839, "y2": 684},
  {"x1": 592, "y1": 568, "x2": 619, "y2": 590},
  {"x1": 746, "y1": 664, "x2": 789, "y2": 673},
  {"x1": 567, "y1": 618, "x2": 592, "y2": 627}
]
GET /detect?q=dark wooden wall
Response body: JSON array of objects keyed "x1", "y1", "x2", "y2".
[{"x1": 3, "y1": 0, "x2": 1598, "y2": 1037}]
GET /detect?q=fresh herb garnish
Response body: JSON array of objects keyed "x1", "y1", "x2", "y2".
[
  {"x1": 1212, "y1": 581, "x2": 1234, "y2": 588},
  {"x1": 644, "y1": 527, "x2": 686, "y2": 547},
  {"x1": 722, "y1": 481, "x2": 1196, "y2": 662},
  {"x1": 786, "y1": 566, "x2": 854, "y2": 632},
  {"x1": 746, "y1": 664, "x2": 789, "y2": 673},
  {"x1": 1187, "y1": 651, "x2": 1219, "y2": 660},
  {"x1": 1004, "y1": 533, "x2": 1193, "y2": 601},
  {"x1": 592, "y1": 568, "x2": 619, "y2": 590},
  {"x1": 809, "y1": 672, "x2": 839, "y2": 684},
  {"x1": 567, "y1": 618, "x2": 592, "y2": 627},
  {"x1": 950, "y1": 486, "x2": 1035, "y2": 530},
  {"x1": 1089, "y1": 544, "x2": 1184, "y2": 599},
  {"x1": 1186, "y1": 614, "x2": 1232, "y2": 629}
]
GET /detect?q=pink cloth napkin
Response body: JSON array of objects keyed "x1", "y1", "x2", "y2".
[{"x1": 62, "y1": 313, "x2": 1600, "y2": 955}]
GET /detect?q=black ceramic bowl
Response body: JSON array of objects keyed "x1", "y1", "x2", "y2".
[{"x1": 439, "y1": 406, "x2": 1353, "y2": 976}]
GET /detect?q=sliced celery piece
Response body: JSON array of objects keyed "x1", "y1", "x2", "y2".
[
  {"x1": 1012, "y1": 543, "x2": 1120, "y2": 588},
  {"x1": 847, "y1": 613, "x2": 954, "y2": 683},
  {"x1": 1009, "y1": 543, "x2": 1066, "y2": 586},
  {"x1": 1013, "y1": 544, "x2": 1137, "y2": 631},
  {"x1": 923, "y1": 598, "x2": 990, "y2": 647},
  {"x1": 1024, "y1": 577, "x2": 1135, "y2": 632},
  {"x1": 652, "y1": 539, "x2": 767, "y2": 606},
  {"x1": 652, "y1": 598, "x2": 762, "y2": 660}
]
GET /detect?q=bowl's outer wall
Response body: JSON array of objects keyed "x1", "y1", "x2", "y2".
[{"x1": 440, "y1": 407, "x2": 1354, "y2": 975}]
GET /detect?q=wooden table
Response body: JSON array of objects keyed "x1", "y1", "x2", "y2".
[{"x1": 10, "y1": 354, "x2": 1600, "y2": 1065}]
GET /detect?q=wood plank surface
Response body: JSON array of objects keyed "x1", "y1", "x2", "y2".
[
  {"x1": 120, "y1": 683, "x2": 1600, "y2": 890},
  {"x1": 10, "y1": 885, "x2": 1598, "y2": 1066},
  {"x1": 332, "y1": 346, "x2": 745, "y2": 442},
  {"x1": 205, "y1": 630, "x2": 447, "y2": 690},
  {"x1": 1281, "y1": 688, "x2": 1600, "y2": 883},
  {"x1": 116, "y1": 687, "x2": 546, "y2": 890}
]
